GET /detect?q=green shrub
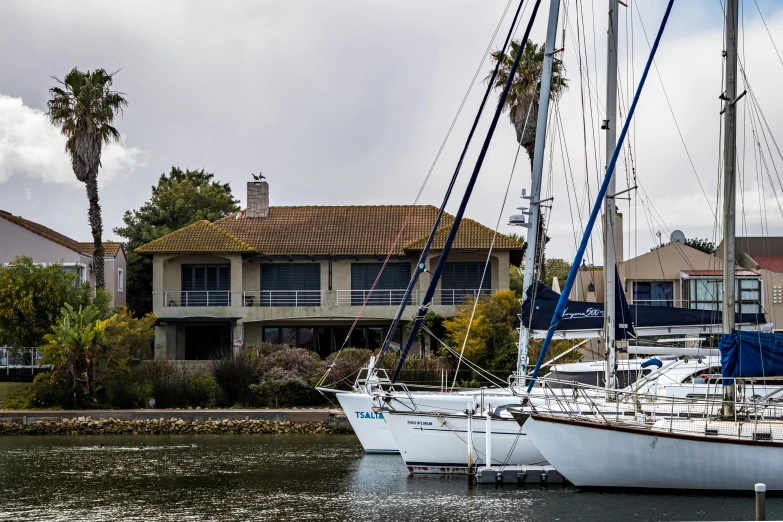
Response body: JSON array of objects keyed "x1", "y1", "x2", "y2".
[
  {"x1": 324, "y1": 348, "x2": 372, "y2": 389},
  {"x1": 141, "y1": 361, "x2": 216, "y2": 408},
  {"x1": 210, "y1": 348, "x2": 260, "y2": 406},
  {"x1": 247, "y1": 346, "x2": 327, "y2": 407}
]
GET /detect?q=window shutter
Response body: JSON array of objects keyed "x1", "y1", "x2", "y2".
[{"x1": 182, "y1": 266, "x2": 193, "y2": 291}]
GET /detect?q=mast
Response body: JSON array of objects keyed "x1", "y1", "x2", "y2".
[
  {"x1": 603, "y1": 0, "x2": 619, "y2": 391},
  {"x1": 722, "y1": 0, "x2": 739, "y2": 415},
  {"x1": 516, "y1": 0, "x2": 561, "y2": 385}
]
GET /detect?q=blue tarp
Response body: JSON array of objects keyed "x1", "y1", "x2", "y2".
[{"x1": 719, "y1": 331, "x2": 783, "y2": 384}]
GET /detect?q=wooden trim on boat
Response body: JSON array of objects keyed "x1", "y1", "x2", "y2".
[{"x1": 530, "y1": 413, "x2": 783, "y2": 448}]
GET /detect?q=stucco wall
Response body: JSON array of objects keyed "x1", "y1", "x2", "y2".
[{"x1": 0, "y1": 217, "x2": 84, "y2": 265}]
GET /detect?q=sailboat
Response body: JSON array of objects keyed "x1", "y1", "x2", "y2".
[{"x1": 518, "y1": 0, "x2": 783, "y2": 491}]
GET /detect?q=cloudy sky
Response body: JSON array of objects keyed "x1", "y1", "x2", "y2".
[{"x1": 1, "y1": 0, "x2": 782, "y2": 263}]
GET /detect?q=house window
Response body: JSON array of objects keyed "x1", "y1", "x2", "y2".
[
  {"x1": 260, "y1": 264, "x2": 320, "y2": 306},
  {"x1": 350, "y1": 263, "x2": 412, "y2": 306},
  {"x1": 181, "y1": 264, "x2": 230, "y2": 306},
  {"x1": 440, "y1": 262, "x2": 492, "y2": 305},
  {"x1": 117, "y1": 268, "x2": 124, "y2": 292},
  {"x1": 63, "y1": 264, "x2": 86, "y2": 285},
  {"x1": 684, "y1": 278, "x2": 762, "y2": 313},
  {"x1": 632, "y1": 281, "x2": 673, "y2": 307}
]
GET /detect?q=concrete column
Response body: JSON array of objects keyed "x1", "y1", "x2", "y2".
[
  {"x1": 230, "y1": 255, "x2": 243, "y2": 307},
  {"x1": 497, "y1": 254, "x2": 510, "y2": 291},
  {"x1": 154, "y1": 324, "x2": 178, "y2": 360},
  {"x1": 233, "y1": 321, "x2": 244, "y2": 356},
  {"x1": 152, "y1": 255, "x2": 166, "y2": 312}
]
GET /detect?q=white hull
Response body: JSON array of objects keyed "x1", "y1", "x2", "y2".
[
  {"x1": 525, "y1": 415, "x2": 783, "y2": 490},
  {"x1": 384, "y1": 410, "x2": 546, "y2": 474},
  {"x1": 335, "y1": 392, "x2": 397, "y2": 453}
]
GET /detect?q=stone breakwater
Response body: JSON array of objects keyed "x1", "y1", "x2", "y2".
[{"x1": 0, "y1": 416, "x2": 353, "y2": 436}]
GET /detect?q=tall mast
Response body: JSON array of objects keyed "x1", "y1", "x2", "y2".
[
  {"x1": 722, "y1": 0, "x2": 739, "y2": 414},
  {"x1": 603, "y1": 0, "x2": 619, "y2": 390},
  {"x1": 516, "y1": 0, "x2": 561, "y2": 385}
]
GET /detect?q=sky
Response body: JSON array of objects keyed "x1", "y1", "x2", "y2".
[{"x1": 1, "y1": 0, "x2": 783, "y2": 264}]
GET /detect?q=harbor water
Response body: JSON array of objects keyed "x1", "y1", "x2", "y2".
[{"x1": 0, "y1": 434, "x2": 779, "y2": 521}]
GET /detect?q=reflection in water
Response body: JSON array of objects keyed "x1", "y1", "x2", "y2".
[{"x1": 0, "y1": 434, "x2": 777, "y2": 521}]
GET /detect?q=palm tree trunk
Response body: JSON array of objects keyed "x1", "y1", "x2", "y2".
[{"x1": 85, "y1": 172, "x2": 105, "y2": 289}]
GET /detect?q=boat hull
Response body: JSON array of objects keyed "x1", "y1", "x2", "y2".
[
  {"x1": 334, "y1": 392, "x2": 398, "y2": 453},
  {"x1": 525, "y1": 414, "x2": 783, "y2": 491},
  {"x1": 384, "y1": 410, "x2": 546, "y2": 474}
]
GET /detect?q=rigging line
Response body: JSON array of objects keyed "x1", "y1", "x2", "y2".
[
  {"x1": 320, "y1": 0, "x2": 517, "y2": 378},
  {"x1": 451, "y1": 104, "x2": 531, "y2": 392},
  {"x1": 555, "y1": 104, "x2": 583, "y2": 250},
  {"x1": 373, "y1": 0, "x2": 529, "y2": 367},
  {"x1": 631, "y1": 0, "x2": 717, "y2": 222},
  {"x1": 393, "y1": 0, "x2": 545, "y2": 383},
  {"x1": 745, "y1": 88, "x2": 783, "y2": 217},
  {"x1": 752, "y1": 0, "x2": 783, "y2": 70},
  {"x1": 423, "y1": 325, "x2": 508, "y2": 387},
  {"x1": 527, "y1": 0, "x2": 676, "y2": 393}
]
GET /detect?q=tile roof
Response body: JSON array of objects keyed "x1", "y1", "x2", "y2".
[
  {"x1": 135, "y1": 220, "x2": 254, "y2": 254},
  {"x1": 0, "y1": 210, "x2": 126, "y2": 259},
  {"x1": 76, "y1": 242, "x2": 124, "y2": 258},
  {"x1": 135, "y1": 205, "x2": 523, "y2": 257},
  {"x1": 682, "y1": 269, "x2": 759, "y2": 277},
  {"x1": 0, "y1": 210, "x2": 83, "y2": 253},
  {"x1": 751, "y1": 256, "x2": 783, "y2": 273}
]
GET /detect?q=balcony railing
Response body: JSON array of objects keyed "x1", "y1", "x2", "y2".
[
  {"x1": 433, "y1": 288, "x2": 493, "y2": 306},
  {"x1": 243, "y1": 290, "x2": 323, "y2": 307},
  {"x1": 164, "y1": 291, "x2": 230, "y2": 307},
  {"x1": 0, "y1": 347, "x2": 46, "y2": 370},
  {"x1": 336, "y1": 289, "x2": 418, "y2": 307}
]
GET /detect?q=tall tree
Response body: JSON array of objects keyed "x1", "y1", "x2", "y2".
[
  {"x1": 114, "y1": 167, "x2": 240, "y2": 316},
  {"x1": 47, "y1": 68, "x2": 127, "y2": 289},
  {"x1": 489, "y1": 41, "x2": 566, "y2": 285}
]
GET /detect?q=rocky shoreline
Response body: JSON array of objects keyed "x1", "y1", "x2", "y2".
[{"x1": 0, "y1": 416, "x2": 353, "y2": 436}]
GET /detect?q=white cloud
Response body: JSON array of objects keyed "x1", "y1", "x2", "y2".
[
  {"x1": 0, "y1": 93, "x2": 147, "y2": 186},
  {"x1": 24, "y1": 188, "x2": 31, "y2": 201}
]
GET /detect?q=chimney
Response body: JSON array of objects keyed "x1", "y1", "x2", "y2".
[{"x1": 246, "y1": 181, "x2": 269, "y2": 218}]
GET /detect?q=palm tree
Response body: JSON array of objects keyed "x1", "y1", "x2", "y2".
[
  {"x1": 490, "y1": 41, "x2": 565, "y2": 285},
  {"x1": 488, "y1": 40, "x2": 568, "y2": 168},
  {"x1": 47, "y1": 68, "x2": 127, "y2": 289}
]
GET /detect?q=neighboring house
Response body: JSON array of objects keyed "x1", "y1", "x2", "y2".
[
  {"x1": 0, "y1": 210, "x2": 126, "y2": 307},
  {"x1": 571, "y1": 215, "x2": 773, "y2": 330},
  {"x1": 136, "y1": 181, "x2": 523, "y2": 361}
]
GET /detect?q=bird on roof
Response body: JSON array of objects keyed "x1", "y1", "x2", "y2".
[{"x1": 251, "y1": 172, "x2": 266, "y2": 181}]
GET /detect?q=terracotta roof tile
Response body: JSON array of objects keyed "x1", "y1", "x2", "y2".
[
  {"x1": 135, "y1": 220, "x2": 254, "y2": 254},
  {"x1": 752, "y1": 256, "x2": 783, "y2": 273},
  {"x1": 76, "y1": 242, "x2": 123, "y2": 257},
  {"x1": 0, "y1": 210, "x2": 83, "y2": 253},
  {"x1": 136, "y1": 205, "x2": 522, "y2": 257}
]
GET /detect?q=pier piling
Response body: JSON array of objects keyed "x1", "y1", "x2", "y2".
[{"x1": 756, "y1": 483, "x2": 766, "y2": 521}]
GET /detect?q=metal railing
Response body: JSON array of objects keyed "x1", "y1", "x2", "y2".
[
  {"x1": 0, "y1": 347, "x2": 46, "y2": 372},
  {"x1": 164, "y1": 291, "x2": 230, "y2": 307},
  {"x1": 336, "y1": 289, "x2": 418, "y2": 307},
  {"x1": 242, "y1": 290, "x2": 323, "y2": 307},
  {"x1": 433, "y1": 288, "x2": 493, "y2": 306}
]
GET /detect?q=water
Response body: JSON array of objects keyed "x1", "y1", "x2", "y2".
[{"x1": 0, "y1": 434, "x2": 778, "y2": 521}]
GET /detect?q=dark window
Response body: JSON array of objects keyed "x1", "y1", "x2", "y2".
[
  {"x1": 441, "y1": 262, "x2": 492, "y2": 305},
  {"x1": 683, "y1": 277, "x2": 762, "y2": 313},
  {"x1": 184, "y1": 325, "x2": 230, "y2": 360},
  {"x1": 260, "y1": 264, "x2": 321, "y2": 306},
  {"x1": 632, "y1": 281, "x2": 673, "y2": 307},
  {"x1": 351, "y1": 263, "x2": 411, "y2": 305},
  {"x1": 181, "y1": 264, "x2": 230, "y2": 306},
  {"x1": 368, "y1": 327, "x2": 384, "y2": 350}
]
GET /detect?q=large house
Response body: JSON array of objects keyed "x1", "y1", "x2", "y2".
[
  {"x1": 136, "y1": 181, "x2": 523, "y2": 360},
  {"x1": 0, "y1": 210, "x2": 126, "y2": 307}
]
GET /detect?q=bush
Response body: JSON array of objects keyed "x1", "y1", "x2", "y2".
[
  {"x1": 210, "y1": 348, "x2": 261, "y2": 406},
  {"x1": 247, "y1": 346, "x2": 327, "y2": 407},
  {"x1": 323, "y1": 348, "x2": 372, "y2": 389},
  {"x1": 142, "y1": 361, "x2": 216, "y2": 408}
]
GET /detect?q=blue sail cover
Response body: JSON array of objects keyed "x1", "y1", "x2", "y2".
[
  {"x1": 521, "y1": 281, "x2": 766, "y2": 335},
  {"x1": 719, "y1": 331, "x2": 783, "y2": 384}
]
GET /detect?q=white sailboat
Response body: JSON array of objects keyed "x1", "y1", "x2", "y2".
[{"x1": 519, "y1": 0, "x2": 783, "y2": 491}]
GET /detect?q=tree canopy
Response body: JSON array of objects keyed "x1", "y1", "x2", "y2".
[
  {"x1": 652, "y1": 237, "x2": 717, "y2": 255},
  {"x1": 0, "y1": 257, "x2": 93, "y2": 349},
  {"x1": 114, "y1": 167, "x2": 240, "y2": 316}
]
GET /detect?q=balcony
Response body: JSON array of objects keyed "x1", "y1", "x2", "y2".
[
  {"x1": 433, "y1": 288, "x2": 493, "y2": 306},
  {"x1": 164, "y1": 291, "x2": 230, "y2": 307},
  {"x1": 243, "y1": 290, "x2": 323, "y2": 307},
  {"x1": 336, "y1": 289, "x2": 418, "y2": 307}
]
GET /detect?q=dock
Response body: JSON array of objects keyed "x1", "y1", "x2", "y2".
[{"x1": 475, "y1": 465, "x2": 564, "y2": 486}]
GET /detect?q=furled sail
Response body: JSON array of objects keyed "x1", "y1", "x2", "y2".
[
  {"x1": 522, "y1": 280, "x2": 766, "y2": 335},
  {"x1": 719, "y1": 331, "x2": 783, "y2": 384}
]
